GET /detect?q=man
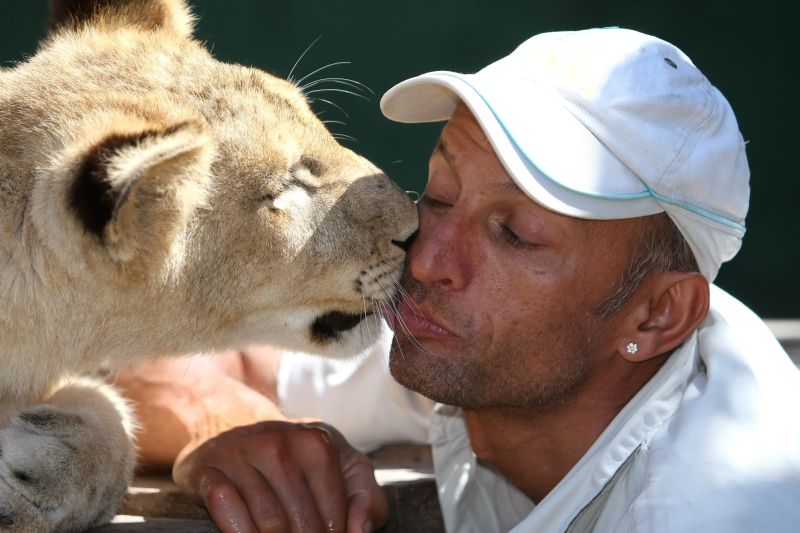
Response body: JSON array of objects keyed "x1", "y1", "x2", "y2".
[{"x1": 117, "y1": 28, "x2": 800, "y2": 532}]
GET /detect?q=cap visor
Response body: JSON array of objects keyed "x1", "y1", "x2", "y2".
[{"x1": 381, "y1": 72, "x2": 664, "y2": 220}]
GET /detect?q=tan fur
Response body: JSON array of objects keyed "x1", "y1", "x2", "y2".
[{"x1": 0, "y1": 1, "x2": 417, "y2": 530}]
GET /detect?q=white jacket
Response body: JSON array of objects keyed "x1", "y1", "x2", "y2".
[{"x1": 279, "y1": 286, "x2": 800, "y2": 532}]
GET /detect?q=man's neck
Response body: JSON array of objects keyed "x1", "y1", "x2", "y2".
[{"x1": 463, "y1": 354, "x2": 668, "y2": 503}]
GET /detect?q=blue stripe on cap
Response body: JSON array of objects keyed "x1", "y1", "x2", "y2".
[
  {"x1": 431, "y1": 71, "x2": 746, "y2": 232},
  {"x1": 647, "y1": 188, "x2": 745, "y2": 231}
]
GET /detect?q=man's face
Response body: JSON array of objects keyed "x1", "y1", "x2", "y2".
[{"x1": 388, "y1": 105, "x2": 644, "y2": 409}]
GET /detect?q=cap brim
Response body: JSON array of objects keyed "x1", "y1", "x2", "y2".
[{"x1": 381, "y1": 71, "x2": 665, "y2": 220}]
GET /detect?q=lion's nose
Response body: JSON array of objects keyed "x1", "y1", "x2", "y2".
[{"x1": 392, "y1": 230, "x2": 418, "y2": 252}]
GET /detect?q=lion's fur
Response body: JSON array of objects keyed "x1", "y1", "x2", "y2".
[{"x1": 0, "y1": 1, "x2": 417, "y2": 530}]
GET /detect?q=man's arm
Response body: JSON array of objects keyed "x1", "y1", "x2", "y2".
[
  {"x1": 114, "y1": 348, "x2": 287, "y2": 471},
  {"x1": 114, "y1": 349, "x2": 389, "y2": 532}
]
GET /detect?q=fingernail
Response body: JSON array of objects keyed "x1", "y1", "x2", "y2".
[{"x1": 363, "y1": 521, "x2": 373, "y2": 533}]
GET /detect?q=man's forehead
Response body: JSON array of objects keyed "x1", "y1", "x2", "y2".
[
  {"x1": 431, "y1": 107, "x2": 524, "y2": 200},
  {"x1": 444, "y1": 104, "x2": 495, "y2": 150},
  {"x1": 429, "y1": 131, "x2": 545, "y2": 209}
]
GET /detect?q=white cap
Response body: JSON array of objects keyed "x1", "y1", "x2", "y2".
[{"x1": 381, "y1": 28, "x2": 750, "y2": 281}]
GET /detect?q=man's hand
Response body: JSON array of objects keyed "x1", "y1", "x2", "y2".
[{"x1": 173, "y1": 420, "x2": 389, "y2": 533}]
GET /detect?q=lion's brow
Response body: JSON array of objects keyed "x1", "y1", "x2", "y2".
[{"x1": 287, "y1": 175, "x2": 319, "y2": 193}]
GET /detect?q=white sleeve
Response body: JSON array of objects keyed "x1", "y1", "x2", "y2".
[{"x1": 276, "y1": 322, "x2": 435, "y2": 453}]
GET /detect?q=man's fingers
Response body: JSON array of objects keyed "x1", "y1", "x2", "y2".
[
  {"x1": 196, "y1": 466, "x2": 258, "y2": 533},
  {"x1": 298, "y1": 426, "x2": 349, "y2": 532},
  {"x1": 298, "y1": 422, "x2": 388, "y2": 533},
  {"x1": 228, "y1": 462, "x2": 291, "y2": 533},
  {"x1": 245, "y1": 433, "x2": 327, "y2": 532},
  {"x1": 343, "y1": 454, "x2": 389, "y2": 533},
  {"x1": 177, "y1": 421, "x2": 376, "y2": 533}
]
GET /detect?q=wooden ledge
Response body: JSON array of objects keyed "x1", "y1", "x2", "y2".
[{"x1": 88, "y1": 444, "x2": 443, "y2": 532}]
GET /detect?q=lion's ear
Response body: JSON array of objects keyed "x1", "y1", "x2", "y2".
[
  {"x1": 68, "y1": 120, "x2": 213, "y2": 264},
  {"x1": 48, "y1": 0, "x2": 195, "y2": 39}
]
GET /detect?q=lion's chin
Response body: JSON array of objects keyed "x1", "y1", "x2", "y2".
[{"x1": 310, "y1": 311, "x2": 367, "y2": 342}]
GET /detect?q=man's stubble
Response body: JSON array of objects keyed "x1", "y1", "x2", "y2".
[{"x1": 388, "y1": 276, "x2": 595, "y2": 411}]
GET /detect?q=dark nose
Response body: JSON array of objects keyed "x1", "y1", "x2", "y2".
[{"x1": 392, "y1": 230, "x2": 418, "y2": 252}]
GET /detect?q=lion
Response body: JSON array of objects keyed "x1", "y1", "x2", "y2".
[{"x1": 0, "y1": 0, "x2": 418, "y2": 530}]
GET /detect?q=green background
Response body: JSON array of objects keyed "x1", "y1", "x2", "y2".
[{"x1": 1, "y1": 1, "x2": 797, "y2": 317}]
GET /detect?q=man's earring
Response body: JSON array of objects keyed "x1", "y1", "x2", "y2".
[{"x1": 626, "y1": 342, "x2": 639, "y2": 355}]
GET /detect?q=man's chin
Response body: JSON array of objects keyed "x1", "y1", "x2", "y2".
[{"x1": 388, "y1": 337, "x2": 472, "y2": 405}]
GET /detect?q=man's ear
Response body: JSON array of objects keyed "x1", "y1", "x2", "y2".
[
  {"x1": 67, "y1": 119, "x2": 213, "y2": 265},
  {"x1": 48, "y1": 0, "x2": 195, "y2": 40},
  {"x1": 614, "y1": 273, "x2": 710, "y2": 362}
]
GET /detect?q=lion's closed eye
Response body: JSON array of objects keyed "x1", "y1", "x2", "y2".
[
  {"x1": 270, "y1": 186, "x2": 312, "y2": 211},
  {"x1": 254, "y1": 180, "x2": 314, "y2": 212},
  {"x1": 251, "y1": 160, "x2": 320, "y2": 208}
]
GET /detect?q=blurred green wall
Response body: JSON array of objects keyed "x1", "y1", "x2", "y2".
[{"x1": 1, "y1": 1, "x2": 797, "y2": 317}]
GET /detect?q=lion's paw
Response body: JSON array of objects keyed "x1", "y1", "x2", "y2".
[{"x1": 0, "y1": 386, "x2": 135, "y2": 532}]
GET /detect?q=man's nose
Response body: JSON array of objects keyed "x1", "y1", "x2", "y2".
[{"x1": 406, "y1": 213, "x2": 468, "y2": 290}]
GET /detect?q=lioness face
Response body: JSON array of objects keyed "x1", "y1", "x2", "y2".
[
  {"x1": 1, "y1": 5, "x2": 417, "y2": 361},
  {"x1": 186, "y1": 66, "x2": 419, "y2": 356}
]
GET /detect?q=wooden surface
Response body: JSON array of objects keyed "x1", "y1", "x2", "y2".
[
  {"x1": 88, "y1": 517, "x2": 219, "y2": 533},
  {"x1": 88, "y1": 444, "x2": 443, "y2": 533}
]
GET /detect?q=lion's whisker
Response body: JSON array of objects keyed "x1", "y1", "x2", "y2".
[
  {"x1": 362, "y1": 292, "x2": 374, "y2": 346},
  {"x1": 305, "y1": 88, "x2": 370, "y2": 102},
  {"x1": 287, "y1": 35, "x2": 325, "y2": 83},
  {"x1": 294, "y1": 61, "x2": 352, "y2": 88},
  {"x1": 387, "y1": 302, "x2": 441, "y2": 358},
  {"x1": 332, "y1": 133, "x2": 358, "y2": 143},
  {"x1": 310, "y1": 96, "x2": 350, "y2": 118},
  {"x1": 389, "y1": 278, "x2": 424, "y2": 317},
  {"x1": 300, "y1": 78, "x2": 373, "y2": 95},
  {"x1": 374, "y1": 276, "x2": 444, "y2": 359}
]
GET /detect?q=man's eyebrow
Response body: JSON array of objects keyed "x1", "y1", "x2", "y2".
[
  {"x1": 432, "y1": 137, "x2": 458, "y2": 171},
  {"x1": 485, "y1": 181, "x2": 524, "y2": 196}
]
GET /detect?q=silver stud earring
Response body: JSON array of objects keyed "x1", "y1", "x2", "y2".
[{"x1": 626, "y1": 342, "x2": 639, "y2": 354}]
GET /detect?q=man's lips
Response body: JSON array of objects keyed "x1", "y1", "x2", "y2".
[{"x1": 392, "y1": 299, "x2": 457, "y2": 340}]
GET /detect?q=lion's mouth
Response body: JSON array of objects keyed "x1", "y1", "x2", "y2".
[{"x1": 311, "y1": 311, "x2": 366, "y2": 342}]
